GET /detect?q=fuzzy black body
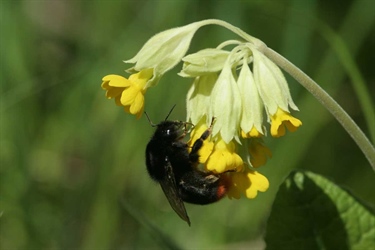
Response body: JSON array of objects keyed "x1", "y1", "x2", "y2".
[{"x1": 145, "y1": 120, "x2": 226, "y2": 225}]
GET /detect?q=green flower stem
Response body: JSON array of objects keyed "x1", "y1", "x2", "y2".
[
  {"x1": 262, "y1": 47, "x2": 375, "y2": 170},
  {"x1": 198, "y1": 19, "x2": 260, "y2": 45}
]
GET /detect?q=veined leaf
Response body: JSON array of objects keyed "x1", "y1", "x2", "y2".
[{"x1": 265, "y1": 171, "x2": 375, "y2": 250}]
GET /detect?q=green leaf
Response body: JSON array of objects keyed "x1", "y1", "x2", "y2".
[{"x1": 265, "y1": 171, "x2": 375, "y2": 250}]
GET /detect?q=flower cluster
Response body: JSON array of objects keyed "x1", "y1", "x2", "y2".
[{"x1": 101, "y1": 20, "x2": 302, "y2": 200}]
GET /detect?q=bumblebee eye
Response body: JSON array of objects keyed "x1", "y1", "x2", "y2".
[{"x1": 166, "y1": 129, "x2": 171, "y2": 135}]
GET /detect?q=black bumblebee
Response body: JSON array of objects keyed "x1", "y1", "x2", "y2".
[{"x1": 145, "y1": 109, "x2": 228, "y2": 226}]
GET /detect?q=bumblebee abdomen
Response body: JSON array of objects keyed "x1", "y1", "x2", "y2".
[{"x1": 178, "y1": 171, "x2": 227, "y2": 205}]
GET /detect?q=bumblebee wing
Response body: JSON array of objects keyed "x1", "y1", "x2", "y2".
[{"x1": 159, "y1": 161, "x2": 191, "y2": 226}]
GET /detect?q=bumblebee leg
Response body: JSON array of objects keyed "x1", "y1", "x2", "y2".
[
  {"x1": 175, "y1": 121, "x2": 195, "y2": 140},
  {"x1": 189, "y1": 118, "x2": 215, "y2": 164}
]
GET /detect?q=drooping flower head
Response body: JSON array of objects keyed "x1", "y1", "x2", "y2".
[{"x1": 101, "y1": 20, "x2": 302, "y2": 200}]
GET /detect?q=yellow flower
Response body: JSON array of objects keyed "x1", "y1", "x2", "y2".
[
  {"x1": 241, "y1": 126, "x2": 263, "y2": 138},
  {"x1": 205, "y1": 137, "x2": 243, "y2": 174},
  {"x1": 101, "y1": 69, "x2": 153, "y2": 119},
  {"x1": 248, "y1": 139, "x2": 272, "y2": 167},
  {"x1": 227, "y1": 168, "x2": 269, "y2": 199},
  {"x1": 270, "y1": 108, "x2": 302, "y2": 137}
]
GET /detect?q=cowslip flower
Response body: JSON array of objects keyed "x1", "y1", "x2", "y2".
[
  {"x1": 249, "y1": 44, "x2": 302, "y2": 137},
  {"x1": 226, "y1": 168, "x2": 269, "y2": 199},
  {"x1": 270, "y1": 108, "x2": 303, "y2": 137},
  {"x1": 101, "y1": 20, "x2": 303, "y2": 200},
  {"x1": 101, "y1": 69, "x2": 153, "y2": 119}
]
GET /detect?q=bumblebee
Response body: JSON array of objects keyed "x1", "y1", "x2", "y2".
[{"x1": 145, "y1": 110, "x2": 227, "y2": 226}]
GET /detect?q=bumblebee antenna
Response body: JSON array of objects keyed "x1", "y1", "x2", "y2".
[
  {"x1": 164, "y1": 104, "x2": 176, "y2": 121},
  {"x1": 144, "y1": 112, "x2": 157, "y2": 127}
]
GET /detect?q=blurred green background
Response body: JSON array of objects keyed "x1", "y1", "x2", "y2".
[{"x1": 1, "y1": 0, "x2": 374, "y2": 249}]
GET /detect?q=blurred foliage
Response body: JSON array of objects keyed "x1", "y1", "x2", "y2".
[
  {"x1": 1, "y1": 0, "x2": 374, "y2": 249},
  {"x1": 266, "y1": 171, "x2": 375, "y2": 250}
]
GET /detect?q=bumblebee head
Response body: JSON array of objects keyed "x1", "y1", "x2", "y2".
[
  {"x1": 154, "y1": 120, "x2": 186, "y2": 141},
  {"x1": 145, "y1": 105, "x2": 194, "y2": 141}
]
